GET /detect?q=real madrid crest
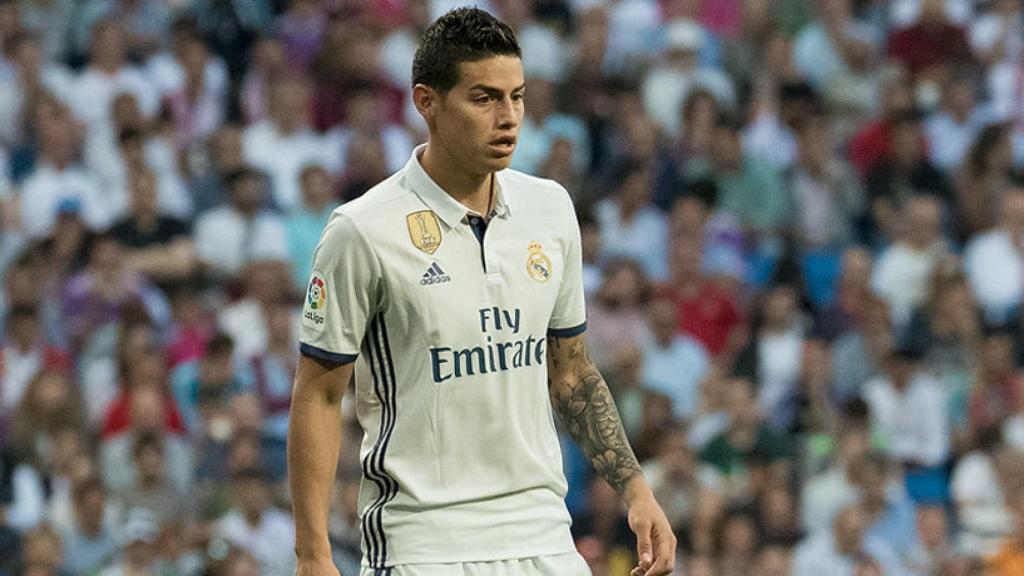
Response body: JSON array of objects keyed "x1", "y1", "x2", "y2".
[
  {"x1": 406, "y1": 210, "x2": 442, "y2": 254},
  {"x1": 526, "y1": 241, "x2": 552, "y2": 283}
]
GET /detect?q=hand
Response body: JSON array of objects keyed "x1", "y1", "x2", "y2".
[
  {"x1": 626, "y1": 492, "x2": 677, "y2": 576},
  {"x1": 295, "y1": 557, "x2": 341, "y2": 576}
]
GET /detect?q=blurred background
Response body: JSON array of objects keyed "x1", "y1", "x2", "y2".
[{"x1": 4, "y1": 0, "x2": 1024, "y2": 574}]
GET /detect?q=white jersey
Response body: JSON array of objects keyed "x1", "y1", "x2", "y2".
[{"x1": 299, "y1": 145, "x2": 588, "y2": 568}]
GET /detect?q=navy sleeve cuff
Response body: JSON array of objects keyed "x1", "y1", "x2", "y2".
[
  {"x1": 547, "y1": 321, "x2": 587, "y2": 338},
  {"x1": 300, "y1": 343, "x2": 358, "y2": 365}
]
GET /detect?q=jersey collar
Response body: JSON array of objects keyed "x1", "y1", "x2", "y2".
[{"x1": 404, "y1": 144, "x2": 512, "y2": 229}]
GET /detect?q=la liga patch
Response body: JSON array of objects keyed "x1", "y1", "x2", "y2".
[{"x1": 303, "y1": 271, "x2": 328, "y2": 331}]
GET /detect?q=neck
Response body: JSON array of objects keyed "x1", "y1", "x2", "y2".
[{"x1": 421, "y1": 144, "x2": 493, "y2": 216}]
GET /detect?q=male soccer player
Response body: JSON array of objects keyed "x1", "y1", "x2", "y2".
[{"x1": 288, "y1": 7, "x2": 676, "y2": 576}]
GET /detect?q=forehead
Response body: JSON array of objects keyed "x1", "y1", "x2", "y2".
[{"x1": 451, "y1": 55, "x2": 523, "y2": 91}]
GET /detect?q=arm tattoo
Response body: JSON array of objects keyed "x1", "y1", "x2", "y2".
[{"x1": 547, "y1": 335, "x2": 642, "y2": 495}]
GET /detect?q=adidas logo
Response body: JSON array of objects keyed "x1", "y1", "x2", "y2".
[{"x1": 420, "y1": 262, "x2": 452, "y2": 285}]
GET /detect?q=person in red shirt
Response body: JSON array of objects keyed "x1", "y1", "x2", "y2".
[
  {"x1": 661, "y1": 233, "x2": 743, "y2": 358},
  {"x1": 886, "y1": 0, "x2": 973, "y2": 78}
]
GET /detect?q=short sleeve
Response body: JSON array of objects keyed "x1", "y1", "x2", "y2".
[
  {"x1": 548, "y1": 192, "x2": 587, "y2": 338},
  {"x1": 299, "y1": 212, "x2": 380, "y2": 364}
]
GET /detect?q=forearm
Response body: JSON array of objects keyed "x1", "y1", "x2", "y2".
[
  {"x1": 548, "y1": 337, "x2": 643, "y2": 496},
  {"x1": 288, "y1": 377, "x2": 344, "y2": 560}
]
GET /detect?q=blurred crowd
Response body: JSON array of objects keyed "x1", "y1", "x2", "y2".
[{"x1": 5, "y1": 0, "x2": 1024, "y2": 575}]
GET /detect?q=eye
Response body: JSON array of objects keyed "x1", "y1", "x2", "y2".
[
  {"x1": 512, "y1": 93, "x2": 524, "y2": 102},
  {"x1": 474, "y1": 95, "x2": 492, "y2": 104}
]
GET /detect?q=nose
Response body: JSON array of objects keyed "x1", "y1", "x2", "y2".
[{"x1": 496, "y1": 96, "x2": 520, "y2": 130}]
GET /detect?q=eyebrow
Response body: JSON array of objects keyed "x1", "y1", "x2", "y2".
[{"x1": 468, "y1": 83, "x2": 527, "y2": 96}]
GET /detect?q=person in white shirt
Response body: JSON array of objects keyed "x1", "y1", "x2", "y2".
[
  {"x1": 214, "y1": 468, "x2": 297, "y2": 576},
  {"x1": 70, "y1": 20, "x2": 159, "y2": 129},
  {"x1": 640, "y1": 297, "x2": 709, "y2": 421},
  {"x1": 865, "y1": 347, "x2": 949, "y2": 470},
  {"x1": 242, "y1": 73, "x2": 339, "y2": 210},
  {"x1": 870, "y1": 195, "x2": 950, "y2": 328},
  {"x1": 289, "y1": 8, "x2": 674, "y2": 575},
  {"x1": 792, "y1": 503, "x2": 907, "y2": 576},
  {"x1": 594, "y1": 159, "x2": 669, "y2": 282},
  {"x1": 925, "y1": 76, "x2": 989, "y2": 174},
  {"x1": 0, "y1": 31, "x2": 74, "y2": 148},
  {"x1": 18, "y1": 96, "x2": 115, "y2": 239},
  {"x1": 193, "y1": 167, "x2": 288, "y2": 281},
  {"x1": 641, "y1": 18, "x2": 735, "y2": 139},
  {"x1": 964, "y1": 185, "x2": 1024, "y2": 323}
]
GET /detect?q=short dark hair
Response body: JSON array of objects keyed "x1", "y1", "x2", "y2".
[{"x1": 412, "y1": 7, "x2": 521, "y2": 93}]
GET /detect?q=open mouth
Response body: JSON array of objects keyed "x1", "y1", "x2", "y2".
[{"x1": 489, "y1": 136, "x2": 516, "y2": 154}]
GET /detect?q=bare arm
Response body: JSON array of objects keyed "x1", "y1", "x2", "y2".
[
  {"x1": 547, "y1": 332, "x2": 675, "y2": 575},
  {"x1": 288, "y1": 354, "x2": 352, "y2": 567},
  {"x1": 546, "y1": 332, "x2": 642, "y2": 495}
]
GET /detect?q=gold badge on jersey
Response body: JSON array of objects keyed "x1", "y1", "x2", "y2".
[
  {"x1": 407, "y1": 210, "x2": 442, "y2": 254},
  {"x1": 526, "y1": 241, "x2": 552, "y2": 283}
]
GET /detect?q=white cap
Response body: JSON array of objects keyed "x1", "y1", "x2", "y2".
[{"x1": 664, "y1": 19, "x2": 704, "y2": 53}]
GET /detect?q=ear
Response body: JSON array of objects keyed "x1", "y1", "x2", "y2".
[{"x1": 412, "y1": 84, "x2": 438, "y2": 123}]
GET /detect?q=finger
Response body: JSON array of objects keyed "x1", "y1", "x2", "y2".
[
  {"x1": 630, "y1": 567, "x2": 645, "y2": 576},
  {"x1": 645, "y1": 529, "x2": 677, "y2": 576},
  {"x1": 634, "y1": 519, "x2": 653, "y2": 570}
]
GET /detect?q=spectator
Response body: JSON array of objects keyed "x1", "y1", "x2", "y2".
[
  {"x1": 107, "y1": 168, "x2": 196, "y2": 287},
  {"x1": 864, "y1": 346, "x2": 950, "y2": 499},
  {"x1": 62, "y1": 476, "x2": 116, "y2": 576},
  {"x1": 642, "y1": 424, "x2": 722, "y2": 536},
  {"x1": 163, "y1": 36, "x2": 226, "y2": 149},
  {"x1": 188, "y1": 124, "x2": 246, "y2": 215},
  {"x1": 954, "y1": 122, "x2": 1016, "y2": 239},
  {"x1": 238, "y1": 37, "x2": 287, "y2": 125},
  {"x1": 109, "y1": 432, "x2": 188, "y2": 526},
  {"x1": 801, "y1": 424, "x2": 871, "y2": 534},
  {"x1": 699, "y1": 377, "x2": 792, "y2": 503},
  {"x1": 99, "y1": 382, "x2": 192, "y2": 494},
  {"x1": 0, "y1": 31, "x2": 73, "y2": 148},
  {"x1": 193, "y1": 167, "x2": 288, "y2": 281},
  {"x1": 791, "y1": 503, "x2": 904, "y2": 576},
  {"x1": 663, "y1": 234, "x2": 744, "y2": 358},
  {"x1": 98, "y1": 507, "x2": 160, "y2": 576},
  {"x1": 966, "y1": 330, "x2": 1024, "y2": 441},
  {"x1": 641, "y1": 18, "x2": 735, "y2": 139},
  {"x1": 213, "y1": 468, "x2": 296, "y2": 575},
  {"x1": 792, "y1": 0, "x2": 876, "y2": 91},
  {"x1": 585, "y1": 258, "x2": 652, "y2": 371},
  {"x1": 951, "y1": 425, "x2": 1015, "y2": 556},
  {"x1": 853, "y1": 453, "x2": 918, "y2": 558},
  {"x1": 61, "y1": 233, "x2": 171, "y2": 350},
  {"x1": 926, "y1": 75, "x2": 988, "y2": 174},
  {"x1": 903, "y1": 504, "x2": 955, "y2": 576},
  {"x1": 733, "y1": 282, "x2": 809, "y2": 431},
  {"x1": 0, "y1": 305, "x2": 69, "y2": 416},
  {"x1": 240, "y1": 73, "x2": 337, "y2": 210},
  {"x1": 963, "y1": 185, "x2": 1024, "y2": 323},
  {"x1": 887, "y1": 0, "x2": 973, "y2": 79},
  {"x1": 70, "y1": 20, "x2": 159, "y2": 128},
  {"x1": 687, "y1": 113, "x2": 790, "y2": 238},
  {"x1": 870, "y1": 195, "x2": 950, "y2": 327},
  {"x1": 594, "y1": 159, "x2": 669, "y2": 282},
  {"x1": 18, "y1": 96, "x2": 111, "y2": 239},
  {"x1": 640, "y1": 296, "x2": 710, "y2": 421},
  {"x1": 789, "y1": 111, "x2": 863, "y2": 250},
  {"x1": 272, "y1": 0, "x2": 326, "y2": 72},
  {"x1": 171, "y1": 332, "x2": 244, "y2": 437}
]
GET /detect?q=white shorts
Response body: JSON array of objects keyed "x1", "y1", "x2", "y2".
[{"x1": 359, "y1": 552, "x2": 592, "y2": 576}]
